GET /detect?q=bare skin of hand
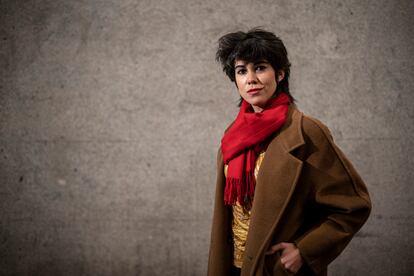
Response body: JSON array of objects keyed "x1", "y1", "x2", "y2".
[{"x1": 266, "y1": 242, "x2": 303, "y2": 274}]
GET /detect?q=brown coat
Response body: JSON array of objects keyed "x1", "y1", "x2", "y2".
[{"x1": 207, "y1": 106, "x2": 371, "y2": 276}]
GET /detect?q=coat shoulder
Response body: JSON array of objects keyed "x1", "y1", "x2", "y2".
[{"x1": 300, "y1": 113, "x2": 335, "y2": 143}]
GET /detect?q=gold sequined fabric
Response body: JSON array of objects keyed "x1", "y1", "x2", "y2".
[{"x1": 224, "y1": 150, "x2": 266, "y2": 268}]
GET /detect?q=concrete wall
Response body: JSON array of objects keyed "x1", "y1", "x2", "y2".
[{"x1": 1, "y1": 0, "x2": 413, "y2": 275}]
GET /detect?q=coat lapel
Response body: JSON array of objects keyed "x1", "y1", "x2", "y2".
[{"x1": 244, "y1": 106, "x2": 305, "y2": 275}]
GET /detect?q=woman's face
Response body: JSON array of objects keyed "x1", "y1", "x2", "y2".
[{"x1": 234, "y1": 59, "x2": 284, "y2": 112}]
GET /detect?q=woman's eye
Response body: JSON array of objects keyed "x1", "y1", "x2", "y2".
[
  {"x1": 256, "y1": 65, "x2": 266, "y2": 71},
  {"x1": 236, "y1": 69, "x2": 247, "y2": 75}
]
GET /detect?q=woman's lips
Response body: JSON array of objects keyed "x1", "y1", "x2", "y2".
[{"x1": 247, "y1": 88, "x2": 262, "y2": 95}]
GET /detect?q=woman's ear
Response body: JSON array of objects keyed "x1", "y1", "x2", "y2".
[{"x1": 277, "y1": 70, "x2": 285, "y2": 82}]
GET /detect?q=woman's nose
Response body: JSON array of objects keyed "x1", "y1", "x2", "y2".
[{"x1": 246, "y1": 72, "x2": 258, "y2": 84}]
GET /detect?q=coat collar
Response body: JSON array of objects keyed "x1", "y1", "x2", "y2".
[{"x1": 275, "y1": 104, "x2": 305, "y2": 153}]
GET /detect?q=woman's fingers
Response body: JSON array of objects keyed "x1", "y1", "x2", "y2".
[
  {"x1": 265, "y1": 242, "x2": 288, "y2": 254},
  {"x1": 266, "y1": 242, "x2": 303, "y2": 273},
  {"x1": 284, "y1": 260, "x2": 300, "y2": 274},
  {"x1": 280, "y1": 246, "x2": 299, "y2": 263},
  {"x1": 279, "y1": 245, "x2": 303, "y2": 273}
]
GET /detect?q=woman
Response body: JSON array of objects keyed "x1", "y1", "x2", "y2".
[{"x1": 207, "y1": 29, "x2": 371, "y2": 276}]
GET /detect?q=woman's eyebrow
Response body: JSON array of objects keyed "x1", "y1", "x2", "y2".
[
  {"x1": 254, "y1": 60, "x2": 269, "y2": 65},
  {"x1": 235, "y1": 60, "x2": 268, "y2": 68}
]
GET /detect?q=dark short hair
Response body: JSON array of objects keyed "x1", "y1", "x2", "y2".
[{"x1": 216, "y1": 28, "x2": 294, "y2": 103}]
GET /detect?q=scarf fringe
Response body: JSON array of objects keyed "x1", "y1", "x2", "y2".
[{"x1": 224, "y1": 171, "x2": 256, "y2": 206}]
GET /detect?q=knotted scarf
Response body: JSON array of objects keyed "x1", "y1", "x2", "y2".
[{"x1": 221, "y1": 93, "x2": 290, "y2": 206}]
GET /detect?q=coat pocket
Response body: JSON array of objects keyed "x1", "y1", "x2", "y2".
[
  {"x1": 273, "y1": 257, "x2": 292, "y2": 276},
  {"x1": 264, "y1": 252, "x2": 292, "y2": 276}
]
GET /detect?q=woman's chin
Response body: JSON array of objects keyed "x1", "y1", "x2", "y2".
[{"x1": 246, "y1": 99, "x2": 267, "y2": 109}]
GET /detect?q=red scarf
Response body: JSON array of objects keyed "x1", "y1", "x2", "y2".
[{"x1": 221, "y1": 93, "x2": 290, "y2": 206}]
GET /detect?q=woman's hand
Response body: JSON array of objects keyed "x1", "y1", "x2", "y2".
[{"x1": 266, "y1": 242, "x2": 303, "y2": 274}]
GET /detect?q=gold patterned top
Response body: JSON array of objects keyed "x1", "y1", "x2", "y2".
[{"x1": 224, "y1": 150, "x2": 266, "y2": 268}]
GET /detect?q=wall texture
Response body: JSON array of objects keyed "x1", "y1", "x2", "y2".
[{"x1": 1, "y1": 0, "x2": 413, "y2": 275}]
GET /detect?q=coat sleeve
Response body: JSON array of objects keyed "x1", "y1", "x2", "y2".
[{"x1": 294, "y1": 116, "x2": 372, "y2": 275}]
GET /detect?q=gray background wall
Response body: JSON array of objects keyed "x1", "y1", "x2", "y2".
[{"x1": 1, "y1": 0, "x2": 413, "y2": 275}]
